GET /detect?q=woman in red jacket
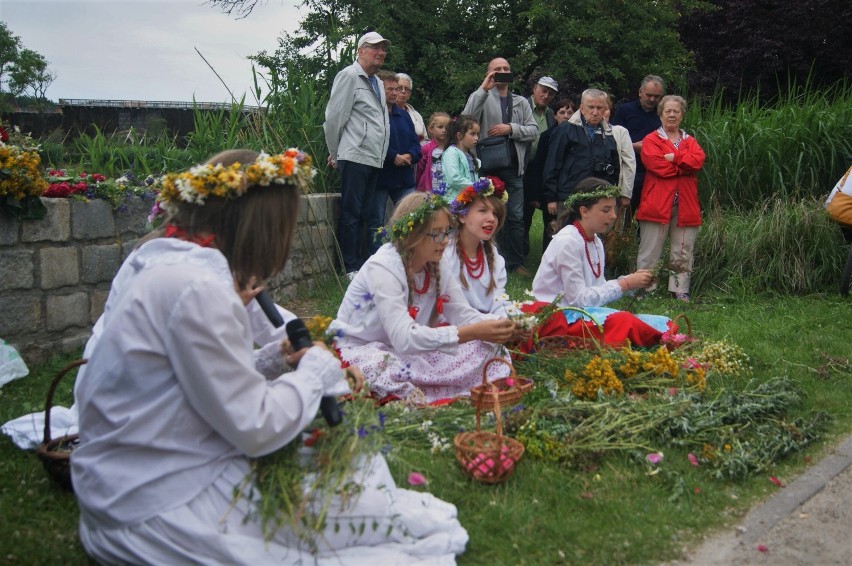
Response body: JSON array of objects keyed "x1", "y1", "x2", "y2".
[{"x1": 636, "y1": 95, "x2": 706, "y2": 302}]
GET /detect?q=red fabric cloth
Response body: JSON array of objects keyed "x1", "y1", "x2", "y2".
[
  {"x1": 637, "y1": 131, "x2": 706, "y2": 226},
  {"x1": 518, "y1": 301, "x2": 669, "y2": 353}
]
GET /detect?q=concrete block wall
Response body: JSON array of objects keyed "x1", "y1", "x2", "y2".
[{"x1": 1, "y1": 194, "x2": 341, "y2": 364}]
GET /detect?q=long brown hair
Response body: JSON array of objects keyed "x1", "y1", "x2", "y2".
[
  {"x1": 149, "y1": 149, "x2": 301, "y2": 287},
  {"x1": 455, "y1": 194, "x2": 506, "y2": 294},
  {"x1": 390, "y1": 192, "x2": 450, "y2": 322}
]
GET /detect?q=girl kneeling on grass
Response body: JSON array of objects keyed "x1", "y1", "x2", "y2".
[
  {"x1": 528, "y1": 177, "x2": 675, "y2": 349},
  {"x1": 440, "y1": 177, "x2": 511, "y2": 317},
  {"x1": 72, "y1": 150, "x2": 469, "y2": 564},
  {"x1": 331, "y1": 191, "x2": 515, "y2": 403}
]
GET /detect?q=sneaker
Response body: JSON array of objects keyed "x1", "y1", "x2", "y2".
[
  {"x1": 673, "y1": 292, "x2": 690, "y2": 302},
  {"x1": 346, "y1": 271, "x2": 358, "y2": 282}
]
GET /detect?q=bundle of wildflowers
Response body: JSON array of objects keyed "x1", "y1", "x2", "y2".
[
  {"x1": 245, "y1": 393, "x2": 390, "y2": 548},
  {"x1": 505, "y1": 367, "x2": 826, "y2": 477}
]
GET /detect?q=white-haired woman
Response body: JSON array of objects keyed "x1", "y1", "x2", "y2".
[{"x1": 397, "y1": 72, "x2": 428, "y2": 143}]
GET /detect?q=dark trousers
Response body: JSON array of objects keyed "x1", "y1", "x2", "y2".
[
  {"x1": 494, "y1": 167, "x2": 525, "y2": 271},
  {"x1": 337, "y1": 160, "x2": 381, "y2": 272}
]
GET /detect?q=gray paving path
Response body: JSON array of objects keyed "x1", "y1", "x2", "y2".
[{"x1": 670, "y1": 434, "x2": 852, "y2": 565}]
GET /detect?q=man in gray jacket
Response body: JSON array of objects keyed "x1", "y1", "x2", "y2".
[
  {"x1": 463, "y1": 57, "x2": 538, "y2": 275},
  {"x1": 324, "y1": 31, "x2": 391, "y2": 278}
]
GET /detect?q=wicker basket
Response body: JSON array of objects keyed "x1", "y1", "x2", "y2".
[
  {"x1": 469, "y1": 358, "x2": 533, "y2": 411},
  {"x1": 454, "y1": 390, "x2": 524, "y2": 484},
  {"x1": 671, "y1": 313, "x2": 693, "y2": 336},
  {"x1": 35, "y1": 359, "x2": 86, "y2": 491}
]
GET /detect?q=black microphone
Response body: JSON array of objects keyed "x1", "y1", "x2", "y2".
[{"x1": 255, "y1": 291, "x2": 342, "y2": 427}]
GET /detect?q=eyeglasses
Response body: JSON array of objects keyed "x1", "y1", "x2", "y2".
[
  {"x1": 363, "y1": 43, "x2": 388, "y2": 52},
  {"x1": 428, "y1": 228, "x2": 455, "y2": 244}
]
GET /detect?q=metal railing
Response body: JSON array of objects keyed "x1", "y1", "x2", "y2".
[{"x1": 58, "y1": 99, "x2": 263, "y2": 111}]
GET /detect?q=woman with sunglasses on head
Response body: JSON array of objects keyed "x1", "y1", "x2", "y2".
[{"x1": 331, "y1": 192, "x2": 515, "y2": 404}]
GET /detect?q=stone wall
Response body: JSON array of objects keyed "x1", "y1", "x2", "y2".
[{"x1": 0, "y1": 194, "x2": 340, "y2": 364}]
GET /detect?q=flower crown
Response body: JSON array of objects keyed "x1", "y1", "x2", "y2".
[
  {"x1": 448, "y1": 177, "x2": 508, "y2": 215},
  {"x1": 156, "y1": 149, "x2": 313, "y2": 213},
  {"x1": 564, "y1": 184, "x2": 621, "y2": 211},
  {"x1": 377, "y1": 193, "x2": 448, "y2": 243}
]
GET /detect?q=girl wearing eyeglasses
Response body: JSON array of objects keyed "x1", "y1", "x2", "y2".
[{"x1": 330, "y1": 192, "x2": 515, "y2": 403}]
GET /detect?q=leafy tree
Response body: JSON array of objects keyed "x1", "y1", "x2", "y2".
[
  {"x1": 212, "y1": 0, "x2": 707, "y2": 116},
  {"x1": 678, "y1": 0, "x2": 852, "y2": 101},
  {"x1": 0, "y1": 21, "x2": 56, "y2": 114},
  {"x1": 0, "y1": 21, "x2": 22, "y2": 96}
]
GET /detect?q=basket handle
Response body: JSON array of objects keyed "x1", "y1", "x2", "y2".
[
  {"x1": 43, "y1": 359, "x2": 87, "y2": 445},
  {"x1": 671, "y1": 313, "x2": 693, "y2": 336},
  {"x1": 473, "y1": 388, "x2": 506, "y2": 440},
  {"x1": 480, "y1": 357, "x2": 517, "y2": 386}
]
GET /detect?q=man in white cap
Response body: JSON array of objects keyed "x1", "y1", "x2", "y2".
[
  {"x1": 324, "y1": 31, "x2": 392, "y2": 279},
  {"x1": 523, "y1": 75, "x2": 559, "y2": 258}
]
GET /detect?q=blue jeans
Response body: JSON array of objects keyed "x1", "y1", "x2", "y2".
[
  {"x1": 337, "y1": 160, "x2": 382, "y2": 272},
  {"x1": 494, "y1": 167, "x2": 525, "y2": 271}
]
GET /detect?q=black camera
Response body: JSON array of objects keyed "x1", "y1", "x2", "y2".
[{"x1": 594, "y1": 162, "x2": 615, "y2": 176}]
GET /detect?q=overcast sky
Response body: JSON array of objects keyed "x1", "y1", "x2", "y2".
[{"x1": 1, "y1": 0, "x2": 302, "y2": 103}]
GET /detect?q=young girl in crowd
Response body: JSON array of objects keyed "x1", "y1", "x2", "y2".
[
  {"x1": 72, "y1": 150, "x2": 469, "y2": 564},
  {"x1": 441, "y1": 114, "x2": 481, "y2": 199},
  {"x1": 529, "y1": 177, "x2": 674, "y2": 348},
  {"x1": 441, "y1": 178, "x2": 511, "y2": 317},
  {"x1": 415, "y1": 112, "x2": 451, "y2": 191},
  {"x1": 330, "y1": 191, "x2": 515, "y2": 403}
]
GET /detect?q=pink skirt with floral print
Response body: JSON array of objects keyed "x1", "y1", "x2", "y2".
[{"x1": 339, "y1": 340, "x2": 511, "y2": 403}]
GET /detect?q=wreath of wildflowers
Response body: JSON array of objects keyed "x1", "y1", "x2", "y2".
[
  {"x1": 448, "y1": 177, "x2": 507, "y2": 216},
  {"x1": 377, "y1": 193, "x2": 448, "y2": 243},
  {"x1": 156, "y1": 149, "x2": 313, "y2": 214},
  {"x1": 563, "y1": 184, "x2": 621, "y2": 212}
]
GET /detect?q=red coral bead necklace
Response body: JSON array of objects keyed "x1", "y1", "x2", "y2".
[
  {"x1": 413, "y1": 268, "x2": 431, "y2": 294},
  {"x1": 573, "y1": 221, "x2": 601, "y2": 278},
  {"x1": 461, "y1": 243, "x2": 485, "y2": 279}
]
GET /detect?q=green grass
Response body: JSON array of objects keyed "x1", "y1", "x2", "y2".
[
  {"x1": 2, "y1": 212, "x2": 850, "y2": 563},
  {"x1": 2, "y1": 294, "x2": 849, "y2": 563}
]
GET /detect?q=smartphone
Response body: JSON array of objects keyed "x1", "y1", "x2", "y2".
[{"x1": 493, "y1": 72, "x2": 513, "y2": 83}]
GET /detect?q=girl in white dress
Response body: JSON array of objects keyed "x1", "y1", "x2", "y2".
[
  {"x1": 331, "y1": 192, "x2": 515, "y2": 403},
  {"x1": 72, "y1": 149, "x2": 470, "y2": 565},
  {"x1": 529, "y1": 177, "x2": 673, "y2": 349},
  {"x1": 441, "y1": 178, "x2": 511, "y2": 317}
]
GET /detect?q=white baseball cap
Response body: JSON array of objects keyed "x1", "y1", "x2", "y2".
[
  {"x1": 357, "y1": 32, "x2": 391, "y2": 48},
  {"x1": 537, "y1": 76, "x2": 559, "y2": 92}
]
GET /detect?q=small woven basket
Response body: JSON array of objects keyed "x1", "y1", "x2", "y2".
[
  {"x1": 533, "y1": 306, "x2": 604, "y2": 355},
  {"x1": 469, "y1": 358, "x2": 533, "y2": 411},
  {"x1": 671, "y1": 313, "x2": 693, "y2": 336},
  {"x1": 663, "y1": 313, "x2": 694, "y2": 351},
  {"x1": 454, "y1": 390, "x2": 524, "y2": 484},
  {"x1": 35, "y1": 359, "x2": 86, "y2": 491}
]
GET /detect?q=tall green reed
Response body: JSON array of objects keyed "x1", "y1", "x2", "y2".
[
  {"x1": 686, "y1": 79, "x2": 852, "y2": 210},
  {"x1": 71, "y1": 126, "x2": 194, "y2": 177}
]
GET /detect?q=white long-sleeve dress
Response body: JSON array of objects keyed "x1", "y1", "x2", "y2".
[
  {"x1": 331, "y1": 243, "x2": 510, "y2": 403},
  {"x1": 71, "y1": 238, "x2": 468, "y2": 565},
  {"x1": 440, "y1": 241, "x2": 511, "y2": 317}
]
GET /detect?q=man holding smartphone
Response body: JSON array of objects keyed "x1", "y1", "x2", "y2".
[{"x1": 462, "y1": 57, "x2": 539, "y2": 275}]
